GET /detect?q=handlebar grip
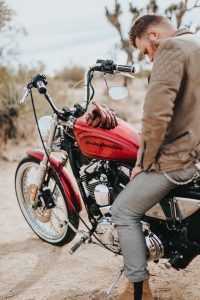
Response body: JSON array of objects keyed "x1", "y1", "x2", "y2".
[
  {"x1": 116, "y1": 64, "x2": 135, "y2": 74},
  {"x1": 36, "y1": 80, "x2": 47, "y2": 94},
  {"x1": 94, "y1": 60, "x2": 135, "y2": 74}
]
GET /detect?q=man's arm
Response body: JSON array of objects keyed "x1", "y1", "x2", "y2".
[{"x1": 136, "y1": 39, "x2": 186, "y2": 171}]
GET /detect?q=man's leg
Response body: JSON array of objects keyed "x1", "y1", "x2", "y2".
[
  {"x1": 112, "y1": 170, "x2": 176, "y2": 282},
  {"x1": 111, "y1": 166, "x2": 196, "y2": 299}
]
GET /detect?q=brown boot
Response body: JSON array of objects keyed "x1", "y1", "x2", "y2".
[
  {"x1": 133, "y1": 278, "x2": 153, "y2": 300},
  {"x1": 142, "y1": 278, "x2": 153, "y2": 300},
  {"x1": 117, "y1": 281, "x2": 133, "y2": 300},
  {"x1": 117, "y1": 278, "x2": 153, "y2": 300}
]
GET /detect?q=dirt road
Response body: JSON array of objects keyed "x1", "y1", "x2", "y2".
[{"x1": 0, "y1": 154, "x2": 200, "y2": 300}]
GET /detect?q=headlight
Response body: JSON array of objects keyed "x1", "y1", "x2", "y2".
[{"x1": 38, "y1": 116, "x2": 52, "y2": 142}]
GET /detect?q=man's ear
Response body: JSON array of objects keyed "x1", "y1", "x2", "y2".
[
  {"x1": 147, "y1": 28, "x2": 160, "y2": 41},
  {"x1": 149, "y1": 34, "x2": 157, "y2": 41}
]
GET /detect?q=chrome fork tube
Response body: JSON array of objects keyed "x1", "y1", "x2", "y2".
[
  {"x1": 82, "y1": 67, "x2": 90, "y2": 109},
  {"x1": 37, "y1": 114, "x2": 58, "y2": 190}
]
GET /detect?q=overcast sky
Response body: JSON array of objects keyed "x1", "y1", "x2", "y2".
[{"x1": 5, "y1": 0, "x2": 200, "y2": 74}]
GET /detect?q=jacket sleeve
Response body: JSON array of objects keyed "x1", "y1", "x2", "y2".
[{"x1": 136, "y1": 39, "x2": 186, "y2": 170}]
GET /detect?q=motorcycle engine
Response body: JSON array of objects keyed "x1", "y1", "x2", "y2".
[
  {"x1": 79, "y1": 160, "x2": 165, "y2": 260},
  {"x1": 96, "y1": 215, "x2": 164, "y2": 260},
  {"x1": 80, "y1": 160, "x2": 130, "y2": 206}
]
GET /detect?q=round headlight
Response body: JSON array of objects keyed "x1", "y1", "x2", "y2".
[{"x1": 38, "y1": 116, "x2": 52, "y2": 142}]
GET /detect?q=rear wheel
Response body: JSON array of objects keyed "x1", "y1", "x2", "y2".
[{"x1": 15, "y1": 156, "x2": 79, "y2": 246}]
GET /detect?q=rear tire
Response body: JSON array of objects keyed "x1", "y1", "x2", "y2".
[{"x1": 15, "y1": 156, "x2": 79, "y2": 246}]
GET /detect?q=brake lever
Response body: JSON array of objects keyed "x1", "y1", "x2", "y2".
[
  {"x1": 117, "y1": 72, "x2": 135, "y2": 79},
  {"x1": 19, "y1": 87, "x2": 31, "y2": 104}
]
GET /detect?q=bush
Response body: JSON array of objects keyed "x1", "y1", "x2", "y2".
[
  {"x1": 53, "y1": 65, "x2": 85, "y2": 86},
  {"x1": 0, "y1": 67, "x2": 20, "y2": 148},
  {"x1": 0, "y1": 61, "x2": 51, "y2": 148}
]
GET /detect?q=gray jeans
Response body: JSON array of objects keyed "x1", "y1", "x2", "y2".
[{"x1": 111, "y1": 165, "x2": 197, "y2": 283}]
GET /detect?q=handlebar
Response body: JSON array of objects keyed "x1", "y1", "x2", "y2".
[
  {"x1": 29, "y1": 73, "x2": 48, "y2": 94},
  {"x1": 21, "y1": 73, "x2": 72, "y2": 119},
  {"x1": 91, "y1": 59, "x2": 135, "y2": 75},
  {"x1": 20, "y1": 59, "x2": 135, "y2": 121},
  {"x1": 20, "y1": 73, "x2": 81, "y2": 121}
]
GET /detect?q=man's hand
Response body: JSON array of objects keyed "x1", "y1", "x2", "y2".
[
  {"x1": 86, "y1": 101, "x2": 118, "y2": 129},
  {"x1": 130, "y1": 166, "x2": 143, "y2": 180}
]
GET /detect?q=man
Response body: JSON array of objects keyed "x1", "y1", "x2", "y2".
[{"x1": 111, "y1": 14, "x2": 200, "y2": 300}]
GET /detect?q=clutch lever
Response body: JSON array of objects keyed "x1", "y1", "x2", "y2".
[{"x1": 19, "y1": 87, "x2": 31, "y2": 104}]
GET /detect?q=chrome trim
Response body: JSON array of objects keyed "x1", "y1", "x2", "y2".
[
  {"x1": 173, "y1": 197, "x2": 200, "y2": 220},
  {"x1": 145, "y1": 203, "x2": 166, "y2": 220},
  {"x1": 145, "y1": 231, "x2": 164, "y2": 261},
  {"x1": 94, "y1": 184, "x2": 110, "y2": 206}
]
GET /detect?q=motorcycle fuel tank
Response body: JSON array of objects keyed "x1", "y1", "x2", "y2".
[{"x1": 73, "y1": 116, "x2": 140, "y2": 161}]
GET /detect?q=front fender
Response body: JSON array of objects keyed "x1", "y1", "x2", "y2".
[{"x1": 27, "y1": 149, "x2": 82, "y2": 213}]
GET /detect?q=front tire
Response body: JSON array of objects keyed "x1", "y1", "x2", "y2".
[{"x1": 15, "y1": 156, "x2": 79, "y2": 246}]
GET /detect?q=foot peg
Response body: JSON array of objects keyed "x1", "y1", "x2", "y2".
[{"x1": 69, "y1": 231, "x2": 91, "y2": 254}]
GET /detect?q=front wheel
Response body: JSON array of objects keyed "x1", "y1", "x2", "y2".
[{"x1": 15, "y1": 157, "x2": 79, "y2": 246}]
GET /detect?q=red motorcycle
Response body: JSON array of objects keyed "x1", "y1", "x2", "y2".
[{"x1": 15, "y1": 60, "x2": 200, "y2": 292}]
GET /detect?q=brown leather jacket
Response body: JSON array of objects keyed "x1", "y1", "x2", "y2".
[{"x1": 136, "y1": 29, "x2": 200, "y2": 173}]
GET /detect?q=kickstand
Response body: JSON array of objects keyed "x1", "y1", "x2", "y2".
[{"x1": 106, "y1": 266, "x2": 124, "y2": 296}]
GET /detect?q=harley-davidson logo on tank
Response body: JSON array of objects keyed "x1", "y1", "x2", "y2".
[
  {"x1": 73, "y1": 116, "x2": 140, "y2": 161},
  {"x1": 85, "y1": 140, "x2": 122, "y2": 150}
]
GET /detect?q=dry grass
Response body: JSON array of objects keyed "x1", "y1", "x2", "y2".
[{"x1": 53, "y1": 65, "x2": 85, "y2": 87}]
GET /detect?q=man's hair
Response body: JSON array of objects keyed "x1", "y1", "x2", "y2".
[{"x1": 129, "y1": 14, "x2": 172, "y2": 47}]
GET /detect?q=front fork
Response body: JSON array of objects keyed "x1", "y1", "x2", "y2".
[{"x1": 32, "y1": 114, "x2": 58, "y2": 203}]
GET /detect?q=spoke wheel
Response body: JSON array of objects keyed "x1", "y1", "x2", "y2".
[{"x1": 15, "y1": 157, "x2": 79, "y2": 246}]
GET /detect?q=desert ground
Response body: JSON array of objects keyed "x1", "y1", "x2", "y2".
[{"x1": 0, "y1": 79, "x2": 200, "y2": 300}]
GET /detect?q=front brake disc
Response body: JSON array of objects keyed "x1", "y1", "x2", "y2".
[{"x1": 27, "y1": 184, "x2": 52, "y2": 223}]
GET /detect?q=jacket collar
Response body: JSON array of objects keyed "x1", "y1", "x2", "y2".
[
  {"x1": 172, "y1": 28, "x2": 193, "y2": 37},
  {"x1": 153, "y1": 28, "x2": 193, "y2": 62}
]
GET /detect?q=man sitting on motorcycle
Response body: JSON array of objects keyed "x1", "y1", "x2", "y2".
[{"x1": 111, "y1": 13, "x2": 200, "y2": 300}]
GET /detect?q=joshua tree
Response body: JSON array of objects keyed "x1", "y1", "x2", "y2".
[
  {"x1": 105, "y1": 0, "x2": 200, "y2": 66},
  {"x1": 165, "y1": 0, "x2": 200, "y2": 29}
]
